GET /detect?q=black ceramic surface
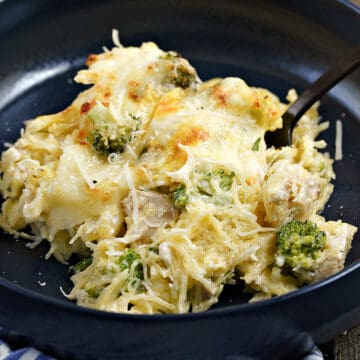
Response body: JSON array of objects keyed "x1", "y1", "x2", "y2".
[{"x1": 0, "y1": 1, "x2": 359, "y2": 359}]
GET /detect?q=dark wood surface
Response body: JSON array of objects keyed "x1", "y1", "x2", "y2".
[
  {"x1": 320, "y1": 325, "x2": 360, "y2": 360},
  {"x1": 328, "y1": 1, "x2": 359, "y2": 358}
]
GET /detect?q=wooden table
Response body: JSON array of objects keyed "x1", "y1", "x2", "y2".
[
  {"x1": 320, "y1": 325, "x2": 360, "y2": 359},
  {"x1": 323, "y1": 2, "x2": 360, "y2": 358}
]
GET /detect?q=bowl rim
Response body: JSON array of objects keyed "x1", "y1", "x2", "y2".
[
  {"x1": 339, "y1": 0, "x2": 360, "y2": 12},
  {"x1": 1, "y1": 260, "x2": 360, "y2": 321},
  {"x1": 0, "y1": 0, "x2": 359, "y2": 323}
]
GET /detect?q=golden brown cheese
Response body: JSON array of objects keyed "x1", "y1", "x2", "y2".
[{"x1": 0, "y1": 39, "x2": 357, "y2": 314}]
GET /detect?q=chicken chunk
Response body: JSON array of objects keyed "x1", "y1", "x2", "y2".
[
  {"x1": 313, "y1": 220, "x2": 357, "y2": 281},
  {"x1": 122, "y1": 190, "x2": 175, "y2": 240},
  {"x1": 263, "y1": 160, "x2": 326, "y2": 227}
]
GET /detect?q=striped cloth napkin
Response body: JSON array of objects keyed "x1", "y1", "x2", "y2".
[
  {"x1": 0, "y1": 340, "x2": 54, "y2": 360},
  {"x1": 0, "y1": 338, "x2": 325, "y2": 360}
]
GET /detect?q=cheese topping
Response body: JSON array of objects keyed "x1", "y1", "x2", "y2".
[{"x1": 0, "y1": 37, "x2": 357, "y2": 314}]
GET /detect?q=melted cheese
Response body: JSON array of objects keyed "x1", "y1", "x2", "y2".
[{"x1": 0, "y1": 38, "x2": 357, "y2": 314}]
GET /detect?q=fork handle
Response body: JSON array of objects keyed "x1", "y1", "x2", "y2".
[{"x1": 284, "y1": 46, "x2": 360, "y2": 130}]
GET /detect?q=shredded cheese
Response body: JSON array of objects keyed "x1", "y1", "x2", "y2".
[
  {"x1": 335, "y1": 119, "x2": 343, "y2": 160},
  {"x1": 112, "y1": 28, "x2": 122, "y2": 48},
  {"x1": 74, "y1": 156, "x2": 96, "y2": 190},
  {"x1": 0, "y1": 36, "x2": 356, "y2": 315},
  {"x1": 123, "y1": 162, "x2": 139, "y2": 225}
]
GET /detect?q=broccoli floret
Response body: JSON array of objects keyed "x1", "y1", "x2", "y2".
[
  {"x1": 173, "y1": 183, "x2": 189, "y2": 209},
  {"x1": 91, "y1": 127, "x2": 131, "y2": 155},
  {"x1": 71, "y1": 256, "x2": 92, "y2": 273},
  {"x1": 118, "y1": 249, "x2": 144, "y2": 289},
  {"x1": 87, "y1": 103, "x2": 133, "y2": 156},
  {"x1": 275, "y1": 219, "x2": 327, "y2": 271},
  {"x1": 217, "y1": 169, "x2": 235, "y2": 191},
  {"x1": 197, "y1": 173, "x2": 212, "y2": 196},
  {"x1": 198, "y1": 169, "x2": 235, "y2": 196},
  {"x1": 85, "y1": 286, "x2": 100, "y2": 299},
  {"x1": 160, "y1": 51, "x2": 181, "y2": 60},
  {"x1": 170, "y1": 64, "x2": 197, "y2": 89},
  {"x1": 161, "y1": 52, "x2": 198, "y2": 89},
  {"x1": 149, "y1": 246, "x2": 159, "y2": 254}
]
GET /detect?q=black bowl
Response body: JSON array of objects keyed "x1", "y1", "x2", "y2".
[{"x1": 0, "y1": 1, "x2": 359, "y2": 359}]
